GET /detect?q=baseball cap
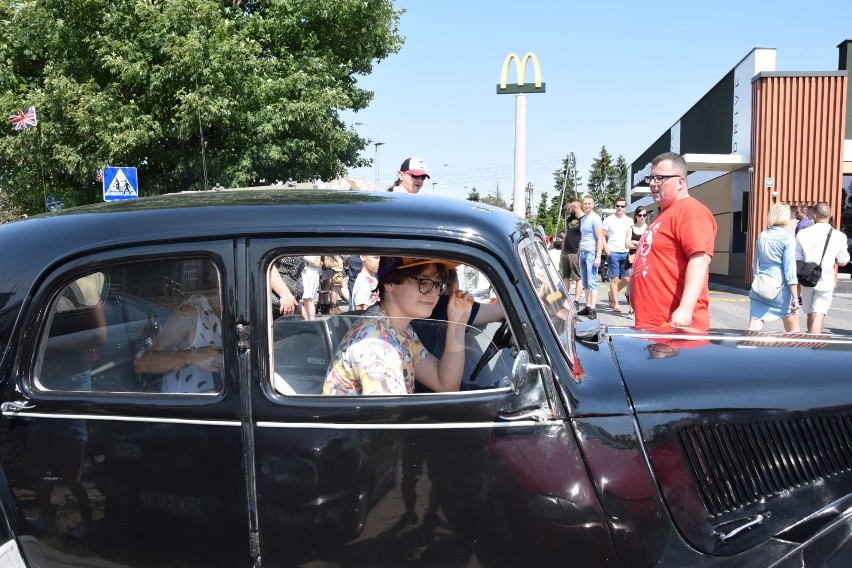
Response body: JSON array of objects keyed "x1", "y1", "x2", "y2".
[
  {"x1": 377, "y1": 257, "x2": 460, "y2": 282},
  {"x1": 399, "y1": 158, "x2": 430, "y2": 178}
]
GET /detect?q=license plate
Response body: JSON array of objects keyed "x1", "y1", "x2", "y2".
[{"x1": 140, "y1": 490, "x2": 210, "y2": 523}]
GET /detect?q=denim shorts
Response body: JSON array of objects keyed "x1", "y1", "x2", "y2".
[
  {"x1": 579, "y1": 249, "x2": 599, "y2": 291},
  {"x1": 607, "y1": 251, "x2": 629, "y2": 279}
]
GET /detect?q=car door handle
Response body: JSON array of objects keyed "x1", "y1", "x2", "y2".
[
  {"x1": 1, "y1": 401, "x2": 35, "y2": 413},
  {"x1": 719, "y1": 514, "x2": 765, "y2": 542},
  {"x1": 498, "y1": 407, "x2": 550, "y2": 422}
]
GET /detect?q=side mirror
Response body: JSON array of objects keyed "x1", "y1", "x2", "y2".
[
  {"x1": 511, "y1": 349, "x2": 555, "y2": 395},
  {"x1": 510, "y1": 350, "x2": 531, "y2": 395}
]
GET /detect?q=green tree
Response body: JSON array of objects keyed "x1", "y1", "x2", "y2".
[
  {"x1": 0, "y1": 190, "x2": 25, "y2": 223},
  {"x1": 466, "y1": 186, "x2": 482, "y2": 202},
  {"x1": 536, "y1": 191, "x2": 549, "y2": 221},
  {"x1": 551, "y1": 152, "x2": 583, "y2": 233},
  {"x1": 0, "y1": 0, "x2": 402, "y2": 214},
  {"x1": 585, "y1": 146, "x2": 627, "y2": 209},
  {"x1": 481, "y1": 181, "x2": 509, "y2": 210}
]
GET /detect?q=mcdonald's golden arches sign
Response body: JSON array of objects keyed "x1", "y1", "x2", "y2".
[{"x1": 496, "y1": 52, "x2": 545, "y2": 94}]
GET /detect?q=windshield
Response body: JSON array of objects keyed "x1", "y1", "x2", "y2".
[{"x1": 517, "y1": 235, "x2": 579, "y2": 371}]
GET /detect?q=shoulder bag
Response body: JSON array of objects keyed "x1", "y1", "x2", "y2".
[
  {"x1": 796, "y1": 228, "x2": 832, "y2": 288},
  {"x1": 750, "y1": 240, "x2": 782, "y2": 300}
]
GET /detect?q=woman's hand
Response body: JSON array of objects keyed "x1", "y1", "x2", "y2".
[
  {"x1": 446, "y1": 282, "x2": 474, "y2": 326},
  {"x1": 279, "y1": 291, "x2": 297, "y2": 315},
  {"x1": 191, "y1": 345, "x2": 224, "y2": 372}
]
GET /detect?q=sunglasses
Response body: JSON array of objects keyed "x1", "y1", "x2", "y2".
[
  {"x1": 636, "y1": 213, "x2": 647, "y2": 218},
  {"x1": 406, "y1": 173, "x2": 428, "y2": 181}
]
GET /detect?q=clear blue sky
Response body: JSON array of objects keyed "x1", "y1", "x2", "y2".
[{"x1": 342, "y1": 0, "x2": 850, "y2": 206}]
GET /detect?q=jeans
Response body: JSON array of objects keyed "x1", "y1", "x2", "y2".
[{"x1": 579, "y1": 249, "x2": 599, "y2": 291}]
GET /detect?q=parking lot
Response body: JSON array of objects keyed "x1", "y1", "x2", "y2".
[{"x1": 592, "y1": 283, "x2": 852, "y2": 334}]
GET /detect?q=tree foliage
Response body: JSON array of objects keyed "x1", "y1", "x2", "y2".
[
  {"x1": 549, "y1": 152, "x2": 583, "y2": 233},
  {"x1": 466, "y1": 186, "x2": 482, "y2": 202},
  {"x1": 585, "y1": 146, "x2": 627, "y2": 209},
  {"x1": 0, "y1": 189, "x2": 25, "y2": 223},
  {"x1": 0, "y1": 0, "x2": 402, "y2": 214},
  {"x1": 480, "y1": 182, "x2": 509, "y2": 210}
]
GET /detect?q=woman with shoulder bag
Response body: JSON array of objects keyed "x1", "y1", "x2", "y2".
[{"x1": 748, "y1": 203, "x2": 799, "y2": 331}]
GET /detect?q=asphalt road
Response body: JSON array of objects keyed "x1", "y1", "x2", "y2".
[{"x1": 589, "y1": 283, "x2": 852, "y2": 334}]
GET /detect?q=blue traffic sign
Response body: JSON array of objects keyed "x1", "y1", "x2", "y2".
[{"x1": 103, "y1": 167, "x2": 139, "y2": 201}]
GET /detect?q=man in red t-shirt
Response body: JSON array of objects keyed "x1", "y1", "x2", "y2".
[{"x1": 631, "y1": 152, "x2": 717, "y2": 329}]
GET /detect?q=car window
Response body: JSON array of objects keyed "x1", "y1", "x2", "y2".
[
  {"x1": 267, "y1": 255, "x2": 511, "y2": 397},
  {"x1": 517, "y1": 236, "x2": 578, "y2": 364},
  {"x1": 33, "y1": 258, "x2": 224, "y2": 395}
]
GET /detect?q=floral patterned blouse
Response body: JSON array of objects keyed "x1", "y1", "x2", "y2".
[{"x1": 322, "y1": 305, "x2": 428, "y2": 395}]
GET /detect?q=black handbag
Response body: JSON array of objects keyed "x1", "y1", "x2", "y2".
[{"x1": 796, "y1": 229, "x2": 832, "y2": 288}]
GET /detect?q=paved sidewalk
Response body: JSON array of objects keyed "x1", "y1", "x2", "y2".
[{"x1": 583, "y1": 282, "x2": 852, "y2": 334}]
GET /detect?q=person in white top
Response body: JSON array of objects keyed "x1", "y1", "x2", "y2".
[
  {"x1": 601, "y1": 198, "x2": 634, "y2": 312},
  {"x1": 794, "y1": 202, "x2": 850, "y2": 333}
]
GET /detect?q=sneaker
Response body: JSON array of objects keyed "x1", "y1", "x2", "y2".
[
  {"x1": 587, "y1": 308, "x2": 597, "y2": 320},
  {"x1": 577, "y1": 306, "x2": 591, "y2": 316},
  {"x1": 573, "y1": 300, "x2": 580, "y2": 310}
]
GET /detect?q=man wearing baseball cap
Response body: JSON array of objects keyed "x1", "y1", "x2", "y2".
[{"x1": 388, "y1": 157, "x2": 430, "y2": 194}]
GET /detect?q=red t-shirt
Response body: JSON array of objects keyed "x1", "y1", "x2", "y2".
[{"x1": 630, "y1": 197, "x2": 717, "y2": 329}]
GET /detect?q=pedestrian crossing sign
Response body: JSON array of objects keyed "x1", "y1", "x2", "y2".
[{"x1": 103, "y1": 167, "x2": 139, "y2": 201}]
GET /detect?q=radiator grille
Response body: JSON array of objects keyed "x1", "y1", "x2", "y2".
[{"x1": 678, "y1": 414, "x2": 852, "y2": 517}]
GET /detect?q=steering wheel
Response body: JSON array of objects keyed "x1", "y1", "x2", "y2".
[{"x1": 468, "y1": 320, "x2": 512, "y2": 384}]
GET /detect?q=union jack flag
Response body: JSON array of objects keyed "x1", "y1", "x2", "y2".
[{"x1": 9, "y1": 106, "x2": 37, "y2": 131}]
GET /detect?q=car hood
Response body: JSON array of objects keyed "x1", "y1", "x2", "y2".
[{"x1": 608, "y1": 328, "x2": 852, "y2": 414}]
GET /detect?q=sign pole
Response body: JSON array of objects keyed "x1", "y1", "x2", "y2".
[
  {"x1": 496, "y1": 52, "x2": 545, "y2": 219},
  {"x1": 513, "y1": 94, "x2": 526, "y2": 217}
]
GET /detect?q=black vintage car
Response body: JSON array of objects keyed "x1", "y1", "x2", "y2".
[{"x1": 0, "y1": 189, "x2": 851, "y2": 567}]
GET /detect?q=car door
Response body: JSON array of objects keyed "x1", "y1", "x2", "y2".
[
  {"x1": 0, "y1": 242, "x2": 252, "y2": 568},
  {"x1": 244, "y1": 236, "x2": 614, "y2": 567}
]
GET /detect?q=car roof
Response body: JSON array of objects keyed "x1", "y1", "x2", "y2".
[{"x1": 0, "y1": 188, "x2": 527, "y2": 293}]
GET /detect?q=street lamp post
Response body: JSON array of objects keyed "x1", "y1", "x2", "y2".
[
  {"x1": 374, "y1": 142, "x2": 385, "y2": 190},
  {"x1": 432, "y1": 182, "x2": 438, "y2": 194},
  {"x1": 353, "y1": 122, "x2": 383, "y2": 190},
  {"x1": 443, "y1": 163, "x2": 461, "y2": 199}
]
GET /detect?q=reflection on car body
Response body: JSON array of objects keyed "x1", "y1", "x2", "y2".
[{"x1": 0, "y1": 189, "x2": 851, "y2": 567}]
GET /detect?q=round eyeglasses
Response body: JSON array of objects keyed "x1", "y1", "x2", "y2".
[{"x1": 408, "y1": 276, "x2": 448, "y2": 295}]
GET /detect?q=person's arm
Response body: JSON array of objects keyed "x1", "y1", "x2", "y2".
[
  {"x1": 134, "y1": 304, "x2": 223, "y2": 374},
  {"x1": 414, "y1": 286, "x2": 473, "y2": 392},
  {"x1": 625, "y1": 228, "x2": 639, "y2": 250},
  {"x1": 835, "y1": 233, "x2": 850, "y2": 266},
  {"x1": 471, "y1": 300, "x2": 504, "y2": 326},
  {"x1": 594, "y1": 225, "x2": 606, "y2": 266},
  {"x1": 270, "y1": 267, "x2": 297, "y2": 315},
  {"x1": 781, "y1": 237, "x2": 799, "y2": 312},
  {"x1": 669, "y1": 253, "x2": 711, "y2": 327}
]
